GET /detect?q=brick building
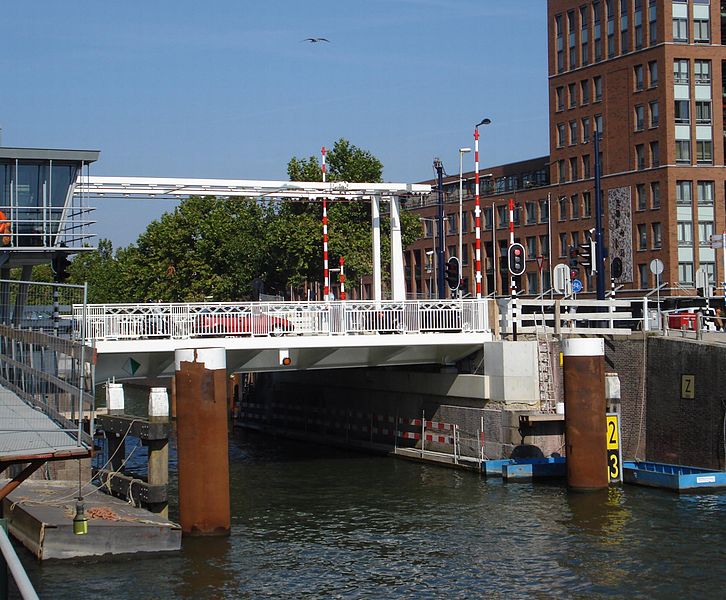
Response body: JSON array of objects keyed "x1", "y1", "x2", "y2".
[{"x1": 406, "y1": 0, "x2": 726, "y2": 299}]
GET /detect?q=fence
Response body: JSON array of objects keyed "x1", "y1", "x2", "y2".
[
  {"x1": 77, "y1": 299, "x2": 491, "y2": 341},
  {"x1": 0, "y1": 279, "x2": 93, "y2": 451}
]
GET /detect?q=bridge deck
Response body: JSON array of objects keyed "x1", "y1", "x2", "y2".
[{"x1": 0, "y1": 386, "x2": 89, "y2": 463}]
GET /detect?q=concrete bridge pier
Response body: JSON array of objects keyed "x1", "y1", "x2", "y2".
[
  {"x1": 174, "y1": 347, "x2": 230, "y2": 536},
  {"x1": 562, "y1": 338, "x2": 608, "y2": 491}
]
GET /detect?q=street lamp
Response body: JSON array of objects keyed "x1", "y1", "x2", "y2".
[
  {"x1": 474, "y1": 117, "x2": 492, "y2": 298},
  {"x1": 458, "y1": 147, "x2": 471, "y2": 297}
]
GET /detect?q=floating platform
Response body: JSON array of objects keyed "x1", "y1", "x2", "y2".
[
  {"x1": 2, "y1": 481, "x2": 181, "y2": 560},
  {"x1": 623, "y1": 461, "x2": 726, "y2": 492},
  {"x1": 482, "y1": 457, "x2": 566, "y2": 480}
]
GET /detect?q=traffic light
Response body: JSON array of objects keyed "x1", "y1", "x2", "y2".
[
  {"x1": 611, "y1": 257, "x2": 623, "y2": 279},
  {"x1": 51, "y1": 253, "x2": 71, "y2": 282},
  {"x1": 446, "y1": 256, "x2": 460, "y2": 291},
  {"x1": 570, "y1": 267, "x2": 580, "y2": 280},
  {"x1": 507, "y1": 243, "x2": 526, "y2": 276},
  {"x1": 568, "y1": 245, "x2": 579, "y2": 268},
  {"x1": 578, "y1": 237, "x2": 597, "y2": 274}
]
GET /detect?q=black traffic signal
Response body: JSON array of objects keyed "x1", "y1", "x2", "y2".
[
  {"x1": 507, "y1": 243, "x2": 526, "y2": 276},
  {"x1": 578, "y1": 237, "x2": 597, "y2": 274},
  {"x1": 446, "y1": 256, "x2": 460, "y2": 291},
  {"x1": 568, "y1": 245, "x2": 579, "y2": 268},
  {"x1": 570, "y1": 267, "x2": 580, "y2": 280},
  {"x1": 51, "y1": 253, "x2": 71, "y2": 282},
  {"x1": 611, "y1": 257, "x2": 623, "y2": 279}
]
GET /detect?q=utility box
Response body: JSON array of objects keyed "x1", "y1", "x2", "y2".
[{"x1": 668, "y1": 312, "x2": 697, "y2": 330}]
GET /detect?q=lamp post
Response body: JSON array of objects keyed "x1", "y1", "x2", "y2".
[
  {"x1": 458, "y1": 147, "x2": 471, "y2": 297},
  {"x1": 474, "y1": 118, "x2": 492, "y2": 298}
]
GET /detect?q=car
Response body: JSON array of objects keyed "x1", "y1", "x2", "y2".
[{"x1": 196, "y1": 312, "x2": 293, "y2": 336}]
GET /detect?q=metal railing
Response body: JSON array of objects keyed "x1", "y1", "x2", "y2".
[
  {"x1": 0, "y1": 522, "x2": 39, "y2": 600},
  {"x1": 75, "y1": 299, "x2": 491, "y2": 342},
  {"x1": 0, "y1": 280, "x2": 93, "y2": 449}
]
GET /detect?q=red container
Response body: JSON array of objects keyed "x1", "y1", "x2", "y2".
[{"x1": 668, "y1": 312, "x2": 697, "y2": 330}]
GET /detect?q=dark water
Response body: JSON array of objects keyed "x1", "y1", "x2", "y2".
[{"x1": 14, "y1": 390, "x2": 726, "y2": 599}]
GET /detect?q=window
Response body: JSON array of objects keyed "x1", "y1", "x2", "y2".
[
  {"x1": 568, "y1": 10, "x2": 577, "y2": 67},
  {"x1": 696, "y1": 140, "x2": 713, "y2": 164},
  {"x1": 540, "y1": 235, "x2": 550, "y2": 257},
  {"x1": 583, "y1": 154, "x2": 591, "y2": 178},
  {"x1": 673, "y1": 59, "x2": 689, "y2": 84},
  {"x1": 694, "y1": 18, "x2": 710, "y2": 43},
  {"x1": 701, "y1": 262, "x2": 716, "y2": 286},
  {"x1": 607, "y1": 0, "x2": 615, "y2": 57},
  {"x1": 673, "y1": 15, "x2": 688, "y2": 43},
  {"x1": 557, "y1": 123, "x2": 566, "y2": 147},
  {"x1": 461, "y1": 211, "x2": 468, "y2": 233},
  {"x1": 568, "y1": 83, "x2": 577, "y2": 108},
  {"x1": 581, "y1": 5, "x2": 590, "y2": 65},
  {"x1": 675, "y1": 99, "x2": 690, "y2": 124},
  {"x1": 556, "y1": 14, "x2": 565, "y2": 72},
  {"x1": 694, "y1": 60, "x2": 711, "y2": 83},
  {"x1": 636, "y1": 184, "x2": 647, "y2": 210},
  {"x1": 583, "y1": 191, "x2": 592, "y2": 217},
  {"x1": 697, "y1": 181, "x2": 714, "y2": 205},
  {"x1": 558, "y1": 159, "x2": 566, "y2": 183},
  {"x1": 581, "y1": 80, "x2": 590, "y2": 105},
  {"x1": 650, "y1": 141, "x2": 659, "y2": 167},
  {"x1": 639, "y1": 264, "x2": 649, "y2": 288},
  {"x1": 571, "y1": 194, "x2": 580, "y2": 219},
  {"x1": 634, "y1": 64, "x2": 644, "y2": 91},
  {"x1": 526, "y1": 201, "x2": 537, "y2": 224},
  {"x1": 570, "y1": 157, "x2": 579, "y2": 180},
  {"x1": 484, "y1": 207, "x2": 493, "y2": 230},
  {"x1": 676, "y1": 181, "x2": 692, "y2": 205},
  {"x1": 595, "y1": 113, "x2": 603, "y2": 134},
  {"x1": 497, "y1": 205, "x2": 508, "y2": 228},
  {"x1": 556, "y1": 86, "x2": 564, "y2": 111},
  {"x1": 620, "y1": 0, "x2": 629, "y2": 53},
  {"x1": 651, "y1": 181, "x2": 660, "y2": 208},
  {"x1": 676, "y1": 136, "x2": 691, "y2": 167},
  {"x1": 526, "y1": 236, "x2": 537, "y2": 257},
  {"x1": 527, "y1": 272, "x2": 539, "y2": 295},
  {"x1": 594, "y1": 76, "x2": 603, "y2": 101},
  {"x1": 569, "y1": 120, "x2": 578, "y2": 145},
  {"x1": 559, "y1": 196, "x2": 568, "y2": 221},
  {"x1": 559, "y1": 232, "x2": 568, "y2": 256},
  {"x1": 636, "y1": 144, "x2": 645, "y2": 170},
  {"x1": 649, "y1": 100, "x2": 659, "y2": 127},
  {"x1": 539, "y1": 199, "x2": 549, "y2": 223},
  {"x1": 699, "y1": 221, "x2": 715, "y2": 246},
  {"x1": 634, "y1": 0, "x2": 643, "y2": 49},
  {"x1": 652, "y1": 222, "x2": 662, "y2": 248},
  {"x1": 638, "y1": 224, "x2": 647, "y2": 250},
  {"x1": 648, "y1": 0, "x2": 657, "y2": 44},
  {"x1": 678, "y1": 262, "x2": 694, "y2": 284},
  {"x1": 677, "y1": 221, "x2": 693, "y2": 246},
  {"x1": 594, "y1": 1, "x2": 603, "y2": 61},
  {"x1": 648, "y1": 60, "x2": 658, "y2": 86},
  {"x1": 582, "y1": 117, "x2": 591, "y2": 142},
  {"x1": 695, "y1": 101, "x2": 712, "y2": 124},
  {"x1": 635, "y1": 105, "x2": 645, "y2": 130}
]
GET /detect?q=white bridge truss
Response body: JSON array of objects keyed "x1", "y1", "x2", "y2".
[{"x1": 74, "y1": 175, "x2": 432, "y2": 303}]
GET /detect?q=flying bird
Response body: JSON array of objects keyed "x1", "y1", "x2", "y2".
[{"x1": 302, "y1": 37, "x2": 330, "y2": 43}]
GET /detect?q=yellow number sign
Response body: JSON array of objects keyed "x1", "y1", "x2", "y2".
[{"x1": 606, "y1": 414, "x2": 621, "y2": 483}]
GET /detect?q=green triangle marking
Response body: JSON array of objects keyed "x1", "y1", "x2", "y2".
[{"x1": 124, "y1": 357, "x2": 141, "y2": 376}]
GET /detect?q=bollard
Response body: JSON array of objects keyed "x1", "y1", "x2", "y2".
[
  {"x1": 562, "y1": 338, "x2": 608, "y2": 491},
  {"x1": 106, "y1": 382, "x2": 125, "y2": 414},
  {"x1": 148, "y1": 387, "x2": 170, "y2": 517},
  {"x1": 175, "y1": 348, "x2": 230, "y2": 536}
]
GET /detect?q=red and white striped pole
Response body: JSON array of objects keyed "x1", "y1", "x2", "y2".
[
  {"x1": 339, "y1": 256, "x2": 346, "y2": 300},
  {"x1": 321, "y1": 146, "x2": 330, "y2": 300},
  {"x1": 474, "y1": 128, "x2": 482, "y2": 298},
  {"x1": 509, "y1": 197, "x2": 518, "y2": 340}
]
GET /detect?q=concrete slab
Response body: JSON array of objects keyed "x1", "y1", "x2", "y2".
[{"x1": 2, "y1": 481, "x2": 181, "y2": 560}]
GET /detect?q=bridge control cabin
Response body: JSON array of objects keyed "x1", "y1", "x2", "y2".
[{"x1": 0, "y1": 147, "x2": 100, "y2": 271}]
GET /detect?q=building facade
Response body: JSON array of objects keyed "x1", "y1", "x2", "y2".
[{"x1": 406, "y1": 0, "x2": 726, "y2": 299}]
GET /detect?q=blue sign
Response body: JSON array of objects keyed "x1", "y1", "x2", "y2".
[{"x1": 572, "y1": 279, "x2": 583, "y2": 294}]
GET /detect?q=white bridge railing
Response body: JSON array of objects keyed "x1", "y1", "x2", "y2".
[{"x1": 75, "y1": 300, "x2": 491, "y2": 342}]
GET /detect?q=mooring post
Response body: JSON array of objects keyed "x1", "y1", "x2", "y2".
[
  {"x1": 174, "y1": 348, "x2": 230, "y2": 536},
  {"x1": 147, "y1": 387, "x2": 170, "y2": 517},
  {"x1": 562, "y1": 338, "x2": 608, "y2": 491}
]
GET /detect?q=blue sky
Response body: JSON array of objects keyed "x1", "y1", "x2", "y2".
[{"x1": 1, "y1": 0, "x2": 549, "y2": 248}]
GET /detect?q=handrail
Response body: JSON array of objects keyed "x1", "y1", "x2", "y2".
[{"x1": 0, "y1": 524, "x2": 39, "y2": 600}]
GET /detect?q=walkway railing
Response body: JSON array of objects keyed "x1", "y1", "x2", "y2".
[{"x1": 76, "y1": 300, "x2": 491, "y2": 342}]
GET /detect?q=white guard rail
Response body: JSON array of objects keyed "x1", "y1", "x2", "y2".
[
  {"x1": 75, "y1": 300, "x2": 491, "y2": 342},
  {"x1": 499, "y1": 297, "x2": 645, "y2": 336}
]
